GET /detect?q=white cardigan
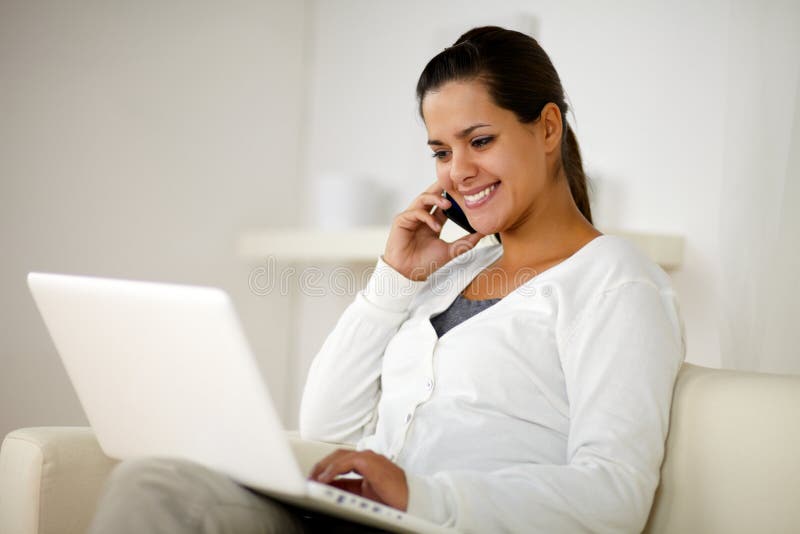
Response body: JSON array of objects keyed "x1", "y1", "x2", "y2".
[{"x1": 300, "y1": 235, "x2": 686, "y2": 533}]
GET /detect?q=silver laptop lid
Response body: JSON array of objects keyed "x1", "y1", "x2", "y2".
[{"x1": 27, "y1": 272, "x2": 306, "y2": 495}]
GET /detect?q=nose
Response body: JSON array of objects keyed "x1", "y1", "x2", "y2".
[{"x1": 449, "y1": 149, "x2": 478, "y2": 185}]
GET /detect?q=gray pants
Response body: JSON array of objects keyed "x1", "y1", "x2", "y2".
[{"x1": 88, "y1": 457, "x2": 389, "y2": 534}]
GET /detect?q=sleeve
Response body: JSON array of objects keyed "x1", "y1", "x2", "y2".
[
  {"x1": 298, "y1": 256, "x2": 426, "y2": 444},
  {"x1": 405, "y1": 281, "x2": 686, "y2": 533}
]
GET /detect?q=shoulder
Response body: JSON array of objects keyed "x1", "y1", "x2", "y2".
[
  {"x1": 554, "y1": 235, "x2": 674, "y2": 294},
  {"x1": 545, "y1": 235, "x2": 682, "y2": 346}
]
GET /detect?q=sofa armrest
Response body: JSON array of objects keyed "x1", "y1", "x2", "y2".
[
  {"x1": 0, "y1": 427, "x2": 118, "y2": 534},
  {"x1": 0, "y1": 427, "x2": 353, "y2": 534}
]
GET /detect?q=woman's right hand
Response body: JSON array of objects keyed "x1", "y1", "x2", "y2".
[{"x1": 383, "y1": 181, "x2": 486, "y2": 281}]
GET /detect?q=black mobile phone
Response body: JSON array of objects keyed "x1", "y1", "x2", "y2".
[{"x1": 441, "y1": 191, "x2": 477, "y2": 234}]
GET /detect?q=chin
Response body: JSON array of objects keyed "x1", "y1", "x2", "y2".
[{"x1": 469, "y1": 221, "x2": 502, "y2": 236}]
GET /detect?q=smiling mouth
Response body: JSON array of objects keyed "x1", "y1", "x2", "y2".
[{"x1": 463, "y1": 182, "x2": 499, "y2": 208}]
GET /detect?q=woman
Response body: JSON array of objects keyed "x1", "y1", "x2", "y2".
[
  {"x1": 300, "y1": 26, "x2": 684, "y2": 532},
  {"x1": 90, "y1": 26, "x2": 685, "y2": 534}
]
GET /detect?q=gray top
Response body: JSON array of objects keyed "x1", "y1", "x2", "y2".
[{"x1": 430, "y1": 293, "x2": 502, "y2": 338}]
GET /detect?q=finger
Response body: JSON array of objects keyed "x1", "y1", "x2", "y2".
[
  {"x1": 311, "y1": 449, "x2": 351, "y2": 475},
  {"x1": 319, "y1": 452, "x2": 408, "y2": 511},
  {"x1": 423, "y1": 180, "x2": 444, "y2": 195},
  {"x1": 329, "y1": 478, "x2": 364, "y2": 495},
  {"x1": 403, "y1": 181, "x2": 445, "y2": 211},
  {"x1": 432, "y1": 205, "x2": 448, "y2": 225},
  {"x1": 317, "y1": 451, "x2": 379, "y2": 484},
  {"x1": 396, "y1": 208, "x2": 442, "y2": 234},
  {"x1": 408, "y1": 192, "x2": 450, "y2": 213},
  {"x1": 316, "y1": 452, "x2": 359, "y2": 483},
  {"x1": 310, "y1": 449, "x2": 353, "y2": 480}
]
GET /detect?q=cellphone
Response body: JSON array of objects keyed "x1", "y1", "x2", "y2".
[{"x1": 441, "y1": 191, "x2": 477, "y2": 234}]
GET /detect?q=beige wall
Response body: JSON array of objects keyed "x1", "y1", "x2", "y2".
[{"x1": 0, "y1": 1, "x2": 307, "y2": 439}]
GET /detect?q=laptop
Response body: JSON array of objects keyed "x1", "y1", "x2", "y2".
[{"x1": 27, "y1": 272, "x2": 455, "y2": 534}]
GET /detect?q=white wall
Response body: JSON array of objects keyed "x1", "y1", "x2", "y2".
[
  {"x1": 716, "y1": 0, "x2": 800, "y2": 374},
  {"x1": 0, "y1": 1, "x2": 307, "y2": 439},
  {"x1": 3, "y1": 1, "x2": 797, "y2": 437},
  {"x1": 293, "y1": 0, "x2": 731, "y2": 410}
]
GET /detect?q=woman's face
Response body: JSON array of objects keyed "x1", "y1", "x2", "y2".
[{"x1": 422, "y1": 80, "x2": 557, "y2": 236}]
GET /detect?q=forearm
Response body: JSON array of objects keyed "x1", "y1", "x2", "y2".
[
  {"x1": 298, "y1": 256, "x2": 425, "y2": 443},
  {"x1": 406, "y1": 459, "x2": 658, "y2": 534}
]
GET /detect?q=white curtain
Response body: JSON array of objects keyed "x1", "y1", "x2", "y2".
[{"x1": 717, "y1": 0, "x2": 800, "y2": 375}]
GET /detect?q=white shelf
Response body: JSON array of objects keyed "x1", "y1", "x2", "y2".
[{"x1": 238, "y1": 224, "x2": 684, "y2": 270}]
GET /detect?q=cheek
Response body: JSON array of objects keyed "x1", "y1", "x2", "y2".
[{"x1": 435, "y1": 163, "x2": 450, "y2": 188}]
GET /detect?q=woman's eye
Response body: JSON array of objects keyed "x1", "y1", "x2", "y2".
[
  {"x1": 471, "y1": 136, "x2": 494, "y2": 148},
  {"x1": 431, "y1": 150, "x2": 450, "y2": 160}
]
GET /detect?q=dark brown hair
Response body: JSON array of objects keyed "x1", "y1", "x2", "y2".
[{"x1": 416, "y1": 26, "x2": 593, "y2": 226}]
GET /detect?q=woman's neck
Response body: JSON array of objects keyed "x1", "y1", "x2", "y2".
[{"x1": 496, "y1": 177, "x2": 600, "y2": 272}]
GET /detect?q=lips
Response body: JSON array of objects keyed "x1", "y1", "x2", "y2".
[{"x1": 462, "y1": 182, "x2": 500, "y2": 209}]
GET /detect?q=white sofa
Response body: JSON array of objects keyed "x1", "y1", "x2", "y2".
[{"x1": 1, "y1": 362, "x2": 799, "y2": 534}]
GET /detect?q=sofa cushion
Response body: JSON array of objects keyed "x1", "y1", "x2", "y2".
[{"x1": 644, "y1": 363, "x2": 800, "y2": 533}]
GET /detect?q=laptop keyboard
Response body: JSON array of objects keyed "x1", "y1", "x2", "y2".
[{"x1": 307, "y1": 480, "x2": 406, "y2": 523}]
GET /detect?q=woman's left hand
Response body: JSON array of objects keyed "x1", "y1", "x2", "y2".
[{"x1": 309, "y1": 449, "x2": 409, "y2": 511}]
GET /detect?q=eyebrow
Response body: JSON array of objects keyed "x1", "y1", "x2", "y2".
[{"x1": 427, "y1": 123, "x2": 491, "y2": 146}]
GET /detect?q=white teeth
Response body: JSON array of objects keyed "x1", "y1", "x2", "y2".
[{"x1": 464, "y1": 184, "x2": 496, "y2": 203}]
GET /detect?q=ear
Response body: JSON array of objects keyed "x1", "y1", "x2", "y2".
[{"x1": 540, "y1": 102, "x2": 563, "y2": 154}]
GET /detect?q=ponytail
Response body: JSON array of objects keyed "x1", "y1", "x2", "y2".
[{"x1": 561, "y1": 123, "x2": 593, "y2": 224}]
